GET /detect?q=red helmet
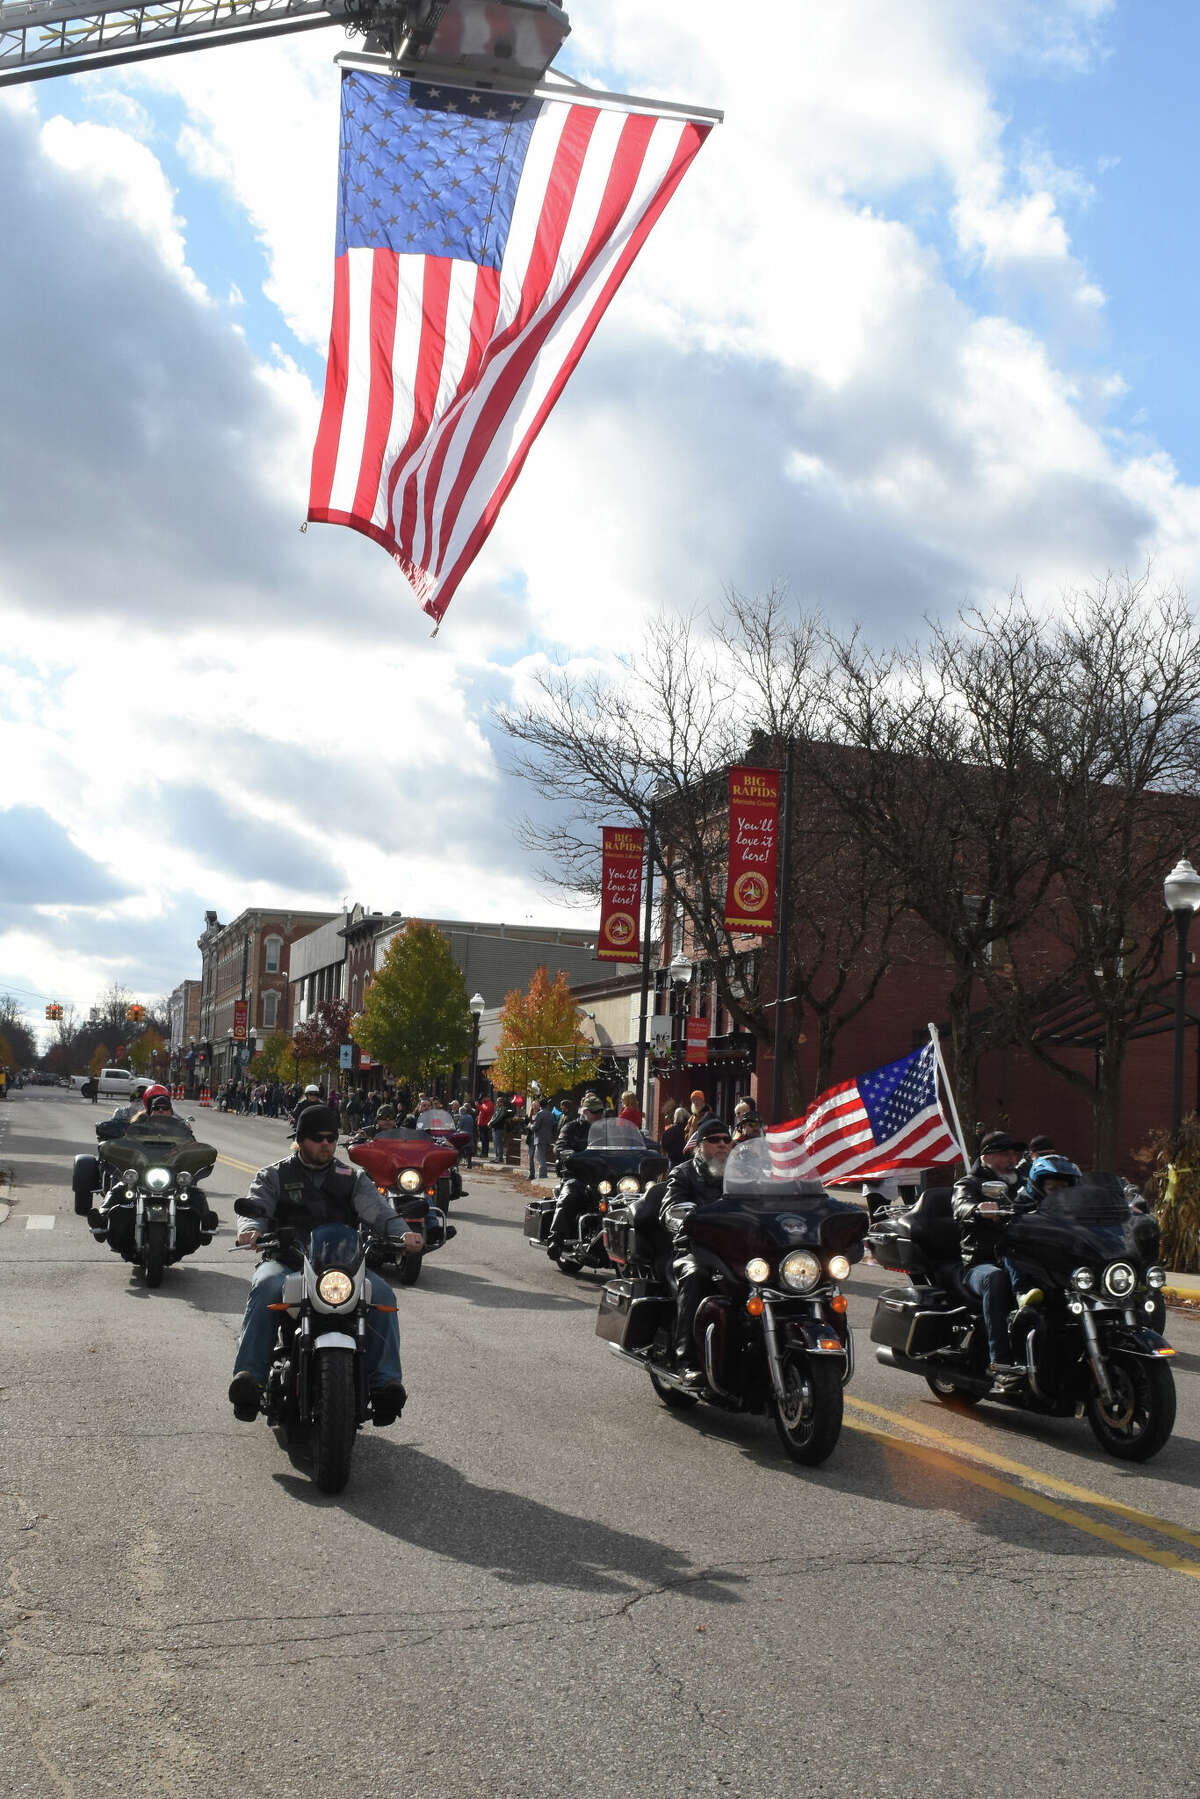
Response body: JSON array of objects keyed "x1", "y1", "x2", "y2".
[{"x1": 141, "y1": 1083, "x2": 171, "y2": 1113}]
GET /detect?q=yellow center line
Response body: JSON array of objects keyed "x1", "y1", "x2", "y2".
[
  {"x1": 847, "y1": 1394, "x2": 1200, "y2": 1557},
  {"x1": 217, "y1": 1153, "x2": 261, "y2": 1176},
  {"x1": 844, "y1": 1418, "x2": 1200, "y2": 1583}
]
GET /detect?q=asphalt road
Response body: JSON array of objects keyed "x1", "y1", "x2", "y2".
[{"x1": 1, "y1": 1086, "x2": 1198, "y2": 1799}]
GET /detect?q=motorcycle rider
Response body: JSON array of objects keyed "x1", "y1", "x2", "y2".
[
  {"x1": 228, "y1": 1104, "x2": 422, "y2": 1427},
  {"x1": 546, "y1": 1094, "x2": 606, "y2": 1253},
  {"x1": 659, "y1": 1117, "x2": 733, "y2": 1383},
  {"x1": 951, "y1": 1130, "x2": 1029, "y2": 1382}
]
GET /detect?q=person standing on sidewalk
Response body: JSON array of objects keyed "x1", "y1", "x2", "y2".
[{"x1": 527, "y1": 1098, "x2": 556, "y2": 1181}]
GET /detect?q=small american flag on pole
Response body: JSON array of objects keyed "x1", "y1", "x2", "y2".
[
  {"x1": 307, "y1": 69, "x2": 712, "y2": 625},
  {"x1": 767, "y1": 1040, "x2": 961, "y2": 1185}
]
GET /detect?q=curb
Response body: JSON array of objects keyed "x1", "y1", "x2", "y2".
[
  {"x1": 0, "y1": 1168, "x2": 11, "y2": 1226},
  {"x1": 1163, "y1": 1287, "x2": 1199, "y2": 1311}
]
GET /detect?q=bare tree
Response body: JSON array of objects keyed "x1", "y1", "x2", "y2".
[{"x1": 496, "y1": 594, "x2": 903, "y2": 1111}]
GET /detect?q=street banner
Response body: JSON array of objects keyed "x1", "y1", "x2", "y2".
[
  {"x1": 232, "y1": 1000, "x2": 248, "y2": 1041},
  {"x1": 307, "y1": 69, "x2": 713, "y2": 627},
  {"x1": 597, "y1": 826, "x2": 645, "y2": 963},
  {"x1": 685, "y1": 1015, "x2": 708, "y2": 1065},
  {"x1": 339, "y1": 1043, "x2": 354, "y2": 1070},
  {"x1": 724, "y1": 766, "x2": 781, "y2": 934},
  {"x1": 359, "y1": 1052, "x2": 373, "y2": 1070}
]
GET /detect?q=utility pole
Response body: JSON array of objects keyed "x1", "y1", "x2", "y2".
[
  {"x1": 770, "y1": 745, "x2": 795, "y2": 1124},
  {"x1": 635, "y1": 814, "x2": 657, "y2": 1118}
]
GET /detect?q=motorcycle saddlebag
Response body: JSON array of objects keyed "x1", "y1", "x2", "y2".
[
  {"x1": 595, "y1": 1278, "x2": 672, "y2": 1351},
  {"x1": 867, "y1": 1225, "x2": 920, "y2": 1273},
  {"x1": 524, "y1": 1197, "x2": 556, "y2": 1243},
  {"x1": 870, "y1": 1286, "x2": 962, "y2": 1356}
]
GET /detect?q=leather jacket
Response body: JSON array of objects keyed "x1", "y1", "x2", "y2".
[
  {"x1": 554, "y1": 1117, "x2": 595, "y2": 1160},
  {"x1": 951, "y1": 1159, "x2": 1029, "y2": 1266},
  {"x1": 660, "y1": 1153, "x2": 724, "y2": 1238}
]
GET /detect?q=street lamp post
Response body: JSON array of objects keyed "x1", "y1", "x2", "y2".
[
  {"x1": 1164, "y1": 857, "x2": 1200, "y2": 1144},
  {"x1": 468, "y1": 992, "x2": 485, "y2": 1100},
  {"x1": 669, "y1": 954, "x2": 694, "y2": 1090},
  {"x1": 226, "y1": 1029, "x2": 235, "y2": 1096}
]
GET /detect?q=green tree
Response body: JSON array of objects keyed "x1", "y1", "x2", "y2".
[
  {"x1": 254, "y1": 1031, "x2": 295, "y2": 1083},
  {"x1": 358, "y1": 922, "x2": 472, "y2": 1088},
  {"x1": 494, "y1": 966, "x2": 599, "y2": 1096},
  {"x1": 129, "y1": 1025, "x2": 166, "y2": 1077}
]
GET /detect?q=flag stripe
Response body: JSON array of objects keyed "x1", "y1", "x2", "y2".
[
  {"x1": 350, "y1": 251, "x2": 400, "y2": 525},
  {"x1": 309, "y1": 253, "x2": 351, "y2": 513}
]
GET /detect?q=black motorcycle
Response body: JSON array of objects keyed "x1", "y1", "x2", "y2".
[
  {"x1": 595, "y1": 1136, "x2": 867, "y2": 1465},
  {"x1": 236, "y1": 1203, "x2": 387, "y2": 1494},
  {"x1": 77, "y1": 1117, "x2": 218, "y2": 1288},
  {"x1": 525, "y1": 1120, "x2": 668, "y2": 1276},
  {"x1": 366, "y1": 1186, "x2": 455, "y2": 1287},
  {"x1": 867, "y1": 1175, "x2": 1176, "y2": 1461}
]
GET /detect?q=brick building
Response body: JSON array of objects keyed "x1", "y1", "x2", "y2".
[{"x1": 197, "y1": 906, "x2": 337, "y2": 1087}]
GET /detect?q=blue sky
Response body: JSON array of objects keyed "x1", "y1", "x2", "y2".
[{"x1": 3, "y1": 0, "x2": 1200, "y2": 1036}]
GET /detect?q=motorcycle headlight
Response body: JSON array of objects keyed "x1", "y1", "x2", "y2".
[
  {"x1": 827, "y1": 1253, "x2": 851, "y2": 1282},
  {"x1": 317, "y1": 1270, "x2": 354, "y2": 1306},
  {"x1": 1071, "y1": 1266, "x2": 1095, "y2": 1292},
  {"x1": 781, "y1": 1249, "x2": 822, "y2": 1293},
  {"x1": 145, "y1": 1168, "x2": 171, "y2": 1191},
  {"x1": 1146, "y1": 1265, "x2": 1167, "y2": 1290},
  {"x1": 399, "y1": 1169, "x2": 421, "y2": 1192},
  {"x1": 122, "y1": 1167, "x2": 139, "y2": 1186},
  {"x1": 745, "y1": 1256, "x2": 771, "y2": 1284},
  {"x1": 618, "y1": 1177, "x2": 640, "y2": 1195},
  {"x1": 1103, "y1": 1261, "x2": 1135, "y2": 1298},
  {"x1": 175, "y1": 1170, "x2": 192, "y2": 1190},
  {"x1": 598, "y1": 1180, "x2": 614, "y2": 1196}
]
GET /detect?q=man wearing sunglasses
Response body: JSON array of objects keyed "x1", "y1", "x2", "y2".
[
  {"x1": 658, "y1": 1117, "x2": 734, "y2": 1385},
  {"x1": 228, "y1": 1104, "x2": 422, "y2": 1427}
]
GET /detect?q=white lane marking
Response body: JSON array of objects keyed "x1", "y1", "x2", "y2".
[{"x1": 25, "y1": 1215, "x2": 55, "y2": 1231}]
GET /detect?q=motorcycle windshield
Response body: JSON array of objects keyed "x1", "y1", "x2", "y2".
[
  {"x1": 721, "y1": 1136, "x2": 826, "y2": 1202},
  {"x1": 1034, "y1": 1176, "x2": 1129, "y2": 1223},
  {"x1": 586, "y1": 1121, "x2": 648, "y2": 1152},
  {"x1": 307, "y1": 1223, "x2": 365, "y2": 1273},
  {"x1": 100, "y1": 1120, "x2": 216, "y2": 1178},
  {"x1": 418, "y1": 1109, "x2": 456, "y2": 1132}
]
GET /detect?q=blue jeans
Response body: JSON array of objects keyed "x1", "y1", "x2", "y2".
[
  {"x1": 233, "y1": 1259, "x2": 404, "y2": 1389},
  {"x1": 965, "y1": 1262, "x2": 1014, "y2": 1365}
]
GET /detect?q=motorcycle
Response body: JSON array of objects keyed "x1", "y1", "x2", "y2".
[
  {"x1": 867, "y1": 1174, "x2": 1177, "y2": 1461},
  {"x1": 595, "y1": 1135, "x2": 867, "y2": 1465},
  {"x1": 235, "y1": 1201, "x2": 385, "y2": 1494},
  {"x1": 414, "y1": 1106, "x2": 470, "y2": 1200},
  {"x1": 525, "y1": 1119, "x2": 668, "y2": 1276},
  {"x1": 78, "y1": 1116, "x2": 219, "y2": 1288},
  {"x1": 346, "y1": 1133, "x2": 457, "y2": 1286}
]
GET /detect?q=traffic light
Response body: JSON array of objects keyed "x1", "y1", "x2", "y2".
[
  {"x1": 127, "y1": 1003, "x2": 145, "y2": 1023},
  {"x1": 45, "y1": 1002, "x2": 63, "y2": 1020}
]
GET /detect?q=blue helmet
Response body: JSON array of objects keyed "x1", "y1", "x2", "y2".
[{"x1": 1026, "y1": 1154, "x2": 1081, "y2": 1200}]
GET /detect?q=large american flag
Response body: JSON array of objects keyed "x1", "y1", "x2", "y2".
[
  {"x1": 767, "y1": 1042, "x2": 961, "y2": 1185},
  {"x1": 307, "y1": 70, "x2": 711, "y2": 624}
]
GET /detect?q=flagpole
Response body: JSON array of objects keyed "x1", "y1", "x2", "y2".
[
  {"x1": 927, "y1": 1022, "x2": 968, "y2": 1164},
  {"x1": 333, "y1": 51, "x2": 725, "y2": 126}
]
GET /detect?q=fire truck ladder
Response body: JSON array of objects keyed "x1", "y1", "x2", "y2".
[{"x1": 0, "y1": 0, "x2": 570, "y2": 87}]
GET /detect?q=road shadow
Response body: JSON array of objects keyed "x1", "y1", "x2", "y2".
[
  {"x1": 275, "y1": 1442, "x2": 746, "y2": 1603},
  {"x1": 406, "y1": 1264, "x2": 595, "y2": 1312},
  {"x1": 442, "y1": 1209, "x2": 512, "y2": 1230},
  {"x1": 641, "y1": 1382, "x2": 1200, "y2": 1541},
  {"x1": 159, "y1": 1266, "x2": 249, "y2": 1316}
]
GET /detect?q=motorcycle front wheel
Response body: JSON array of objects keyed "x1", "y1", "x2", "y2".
[
  {"x1": 142, "y1": 1221, "x2": 167, "y2": 1288},
  {"x1": 773, "y1": 1350, "x2": 843, "y2": 1465},
  {"x1": 397, "y1": 1252, "x2": 423, "y2": 1286},
  {"x1": 1085, "y1": 1354, "x2": 1176, "y2": 1462},
  {"x1": 313, "y1": 1350, "x2": 357, "y2": 1493}
]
